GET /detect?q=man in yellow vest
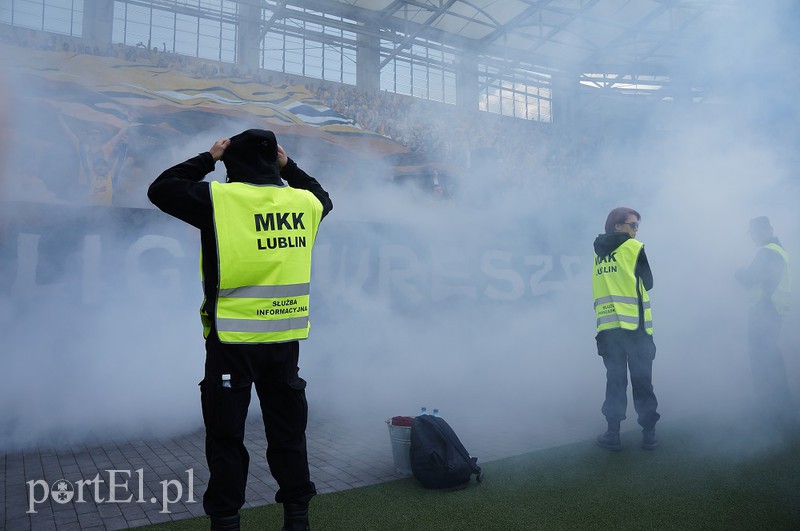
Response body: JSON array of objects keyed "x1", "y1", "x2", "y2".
[
  {"x1": 735, "y1": 216, "x2": 793, "y2": 427},
  {"x1": 592, "y1": 207, "x2": 660, "y2": 451},
  {"x1": 148, "y1": 129, "x2": 332, "y2": 531}
]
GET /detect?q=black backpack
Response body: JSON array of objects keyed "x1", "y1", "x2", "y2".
[{"x1": 410, "y1": 414, "x2": 483, "y2": 489}]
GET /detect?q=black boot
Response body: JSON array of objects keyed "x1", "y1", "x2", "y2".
[
  {"x1": 596, "y1": 420, "x2": 622, "y2": 451},
  {"x1": 595, "y1": 429, "x2": 622, "y2": 451},
  {"x1": 282, "y1": 502, "x2": 310, "y2": 531},
  {"x1": 210, "y1": 513, "x2": 240, "y2": 531},
  {"x1": 641, "y1": 429, "x2": 659, "y2": 450}
]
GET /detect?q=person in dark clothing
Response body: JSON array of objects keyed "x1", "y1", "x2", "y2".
[
  {"x1": 148, "y1": 129, "x2": 332, "y2": 531},
  {"x1": 592, "y1": 207, "x2": 660, "y2": 451},
  {"x1": 735, "y1": 216, "x2": 793, "y2": 427}
]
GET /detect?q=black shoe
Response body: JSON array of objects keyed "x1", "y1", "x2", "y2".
[
  {"x1": 210, "y1": 513, "x2": 240, "y2": 531},
  {"x1": 283, "y1": 502, "x2": 310, "y2": 531},
  {"x1": 642, "y1": 429, "x2": 659, "y2": 450},
  {"x1": 595, "y1": 430, "x2": 622, "y2": 451}
]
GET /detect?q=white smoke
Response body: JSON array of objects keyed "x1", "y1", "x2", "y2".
[{"x1": 0, "y1": 1, "x2": 798, "y2": 457}]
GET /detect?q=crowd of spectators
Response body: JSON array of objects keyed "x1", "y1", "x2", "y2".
[{"x1": 313, "y1": 81, "x2": 606, "y2": 194}]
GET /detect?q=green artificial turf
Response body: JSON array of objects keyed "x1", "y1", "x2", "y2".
[{"x1": 136, "y1": 417, "x2": 800, "y2": 530}]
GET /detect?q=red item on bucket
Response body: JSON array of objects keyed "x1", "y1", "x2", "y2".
[{"x1": 391, "y1": 416, "x2": 414, "y2": 427}]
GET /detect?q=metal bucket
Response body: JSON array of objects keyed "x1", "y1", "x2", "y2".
[{"x1": 385, "y1": 419, "x2": 413, "y2": 476}]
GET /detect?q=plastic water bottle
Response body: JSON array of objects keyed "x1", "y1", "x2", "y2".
[
  {"x1": 432, "y1": 408, "x2": 440, "y2": 417},
  {"x1": 222, "y1": 374, "x2": 232, "y2": 389},
  {"x1": 419, "y1": 406, "x2": 428, "y2": 416}
]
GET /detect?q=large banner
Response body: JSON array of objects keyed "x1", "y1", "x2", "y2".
[{"x1": 0, "y1": 40, "x2": 430, "y2": 209}]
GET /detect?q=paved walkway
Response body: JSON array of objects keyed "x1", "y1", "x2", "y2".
[{"x1": 2, "y1": 408, "x2": 586, "y2": 530}]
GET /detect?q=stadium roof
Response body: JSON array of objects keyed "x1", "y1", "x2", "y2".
[{"x1": 307, "y1": 0, "x2": 728, "y2": 78}]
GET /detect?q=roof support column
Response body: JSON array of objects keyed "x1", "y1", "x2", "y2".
[
  {"x1": 237, "y1": 2, "x2": 261, "y2": 72},
  {"x1": 356, "y1": 28, "x2": 380, "y2": 92},
  {"x1": 552, "y1": 69, "x2": 581, "y2": 131},
  {"x1": 455, "y1": 51, "x2": 478, "y2": 110},
  {"x1": 82, "y1": 0, "x2": 113, "y2": 49}
]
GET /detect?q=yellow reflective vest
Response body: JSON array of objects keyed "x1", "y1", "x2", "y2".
[
  {"x1": 203, "y1": 181, "x2": 323, "y2": 344},
  {"x1": 593, "y1": 238, "x2": 653, "y2": 334},
  {"x1": 764, "y1": 243, "x2": 791, "y2": 316}
]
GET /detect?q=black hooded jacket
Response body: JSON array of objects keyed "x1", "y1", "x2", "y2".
[{"x1": 593, "y1": 232, "x2": 653, "y2": 291}]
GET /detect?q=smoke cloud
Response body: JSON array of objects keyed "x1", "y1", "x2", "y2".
[{"x1": 0, "y1": 1, "x2": 798, "y2": 460}]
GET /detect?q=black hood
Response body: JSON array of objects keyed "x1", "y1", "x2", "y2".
[
  {"x1": 222, "y1": 129, "x2": 282, "y2": 184},
  {"x1": 593, "y1": 232, "x2": 631, "y2": 258}
]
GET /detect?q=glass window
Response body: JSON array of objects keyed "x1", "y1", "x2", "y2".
[
  {"x1": 479, "y1": 62, "x2": 552, "y2": 122},
  {"x1": 380, "y1": 36, "x2": 457, "y2": 104},
  {"x1": 112, "y1": 0, "x2": 236, "y2": 61},
  {"x1": 259, "y1": 10, "x2": 358, "y2": 85},
  {"x1": 284, "y1": 34, "x2": 304, "y2": 76},
  {"x1": 197, "y1": 18, "x2": 219, "y2": 60},
  {"x1": 5, "y1": 0, "x2": 83, "y2": 36},
  {"x1": 262, "y1": 32, "x2": 284, "y2": 71},
  {"x1": 173, "y1": 13, "x2": 198, "y2": 56},
  {"x1": 323, "y1": 45, "x2": 341, "y2": 82},
  {"x1": 304, "y1": 39, "x2": 323, "y2": 78},
  {"x1": 124, "y1": 3, "x2": 150, "y2": 47},
  {"x1": 150, "y1": 9, "x2": 175, "y2": 53},
  {"x1": 220, "y1": 23, "x2": 235, "y2": 63},
  {"x1": 341, "y1": 46, "x2": 356, "y2": 85}
]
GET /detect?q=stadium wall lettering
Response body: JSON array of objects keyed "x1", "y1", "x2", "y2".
[{"x1": 1, "y1": 203, "x2": 584, "y2": 310}]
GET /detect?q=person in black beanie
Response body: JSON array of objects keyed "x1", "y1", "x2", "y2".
[{"x1": 148, "y1": 129, "x2": 332, "y2": 531}]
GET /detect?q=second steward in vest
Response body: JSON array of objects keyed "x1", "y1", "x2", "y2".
[{"x1": 592, "y1": 207, "x2": 660, "y2": 452}]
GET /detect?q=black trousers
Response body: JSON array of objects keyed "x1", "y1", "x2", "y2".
[
  {"x1": 747, "y1": 303, "x2": 792, "y2": 422},
  {"x1": 200, "y1": 335, "x2": 316, "y2": 517},
  {"x1": 596, "y1": 328, "x2": 660, "y2": 431}
]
